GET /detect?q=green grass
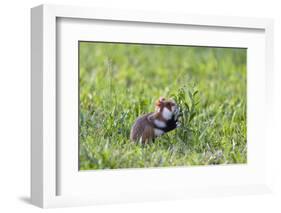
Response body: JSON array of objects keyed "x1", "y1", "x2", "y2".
[{"x1": 79, "y1": 42, "x2": 247, "y2": 170}]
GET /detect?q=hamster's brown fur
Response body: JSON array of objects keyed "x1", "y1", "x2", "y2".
[{"x1": 130, "y1": 97, "x2": 179, "y2": 144}]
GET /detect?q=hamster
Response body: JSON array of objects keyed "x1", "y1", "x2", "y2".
[{"x1": 130, "y1": 97, "x2": 180, "y2": 144}]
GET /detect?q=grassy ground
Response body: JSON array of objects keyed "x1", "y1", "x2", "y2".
[{"x1": 79, "y1": 42, "x2": 247, "y2": 170}]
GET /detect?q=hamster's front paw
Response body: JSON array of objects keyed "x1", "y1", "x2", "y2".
[{"x1": 174, "y1": 108, "x2": 180, "y2": 120}]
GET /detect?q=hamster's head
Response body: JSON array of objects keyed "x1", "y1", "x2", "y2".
[{"x1": 155, "y1": 97, "x2": 179, "y2": 120}]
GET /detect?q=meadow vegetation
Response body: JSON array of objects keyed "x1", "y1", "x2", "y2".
[{"x1": 79, "y1": 42, "x2": 247, "y2": 170}]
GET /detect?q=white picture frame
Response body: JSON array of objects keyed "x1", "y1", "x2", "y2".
[{"x1": 31, "y1": 4, "x2": 274, "y2": 208}]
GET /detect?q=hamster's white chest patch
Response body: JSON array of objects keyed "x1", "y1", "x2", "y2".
[{"x1": 153, "y1": 119, "x2": 166, "y2": 128}]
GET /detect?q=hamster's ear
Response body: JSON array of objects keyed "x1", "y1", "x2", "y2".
[
  {"x1": 159, "y1": 97, "x2": 165, "y2": 102},
  {"x1": 155, "y1": 97, "x2": 165, "y2": 110},
  {"x1": 156, "y1": 97, "x2": 165, "y2": 106}
]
